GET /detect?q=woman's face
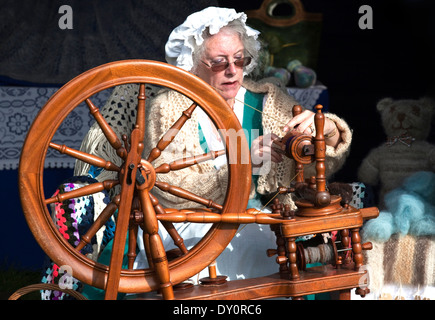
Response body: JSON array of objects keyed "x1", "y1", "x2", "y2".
[{"x1": 194, "y1": 30, "x2": 245, "y2": 107}]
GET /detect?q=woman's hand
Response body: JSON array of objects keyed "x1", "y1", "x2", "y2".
[
  {"x1": 283, "y1": 109, "x2": 341, "y2": 147},
  {"x1": 283, "y1": 109, "x2": 316, "y2": 135},
  {"x1": 251, "y1": 133, "x2": 283, "y2": 168}
]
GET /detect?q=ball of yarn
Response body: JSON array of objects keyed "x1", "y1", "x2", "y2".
[
  {"x1": 286, "y1": 59, "x2": 316, "y2": 88},
  {"x1": 264, "y1": 66, "x2": 291, "y2": 85},
  {"x1": 286, "y1": 59, "x2": 303, "y2": 73}
]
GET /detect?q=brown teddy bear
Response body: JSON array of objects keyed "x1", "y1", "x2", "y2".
[{"x1": 357, "y1": 97, "x2": 435, "y2": 208}]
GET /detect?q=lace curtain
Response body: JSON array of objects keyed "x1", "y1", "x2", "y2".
[{"x1": 0, "y1": 0, "x2": 218, "y2": 85}]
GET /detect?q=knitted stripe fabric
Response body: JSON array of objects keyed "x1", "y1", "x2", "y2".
[{"x1": 365, "y1": 234, "x2": 435, "y2": 294}]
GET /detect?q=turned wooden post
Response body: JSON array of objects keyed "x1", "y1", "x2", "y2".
[
  {"x1": 199, "y1": 260, "x2": 228, "y2": 286},
  {"x1": 340, "y1": 229, "x2": 352, "y2": 264},
  {"x1": 127, "y1": 224, "x2": 138, "y2": 269},
  {"x1": 139, "y1": 189, "x2": 174, "y2": 299},
  {"x1": 269, "y1": 199, "x2": 289, "y2": 274},
  {"x1": 351, "y1": 228, "x2": 363, "y2": 271},
  {"x1": 313, "y1": 105, "x2": 330, "y2": 207},
  {"x1": 287, "y1": 237, "x2": 300, "y2": 280}
]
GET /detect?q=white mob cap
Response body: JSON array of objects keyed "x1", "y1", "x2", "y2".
[{"x1": 165, "y1": 6, "x2": 260, "y2": 74}]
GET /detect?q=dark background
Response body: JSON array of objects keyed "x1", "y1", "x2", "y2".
[
  {"x1": 1, "y1": 0, "x2": 434, "y2": 269},
  {"x1": 220, "y1": 0, "x2": 435, "y2": 182}
]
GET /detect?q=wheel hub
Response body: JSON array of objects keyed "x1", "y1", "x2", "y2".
[{"x1": 137, "y1": 159, "x2": 156, "y2": 191}]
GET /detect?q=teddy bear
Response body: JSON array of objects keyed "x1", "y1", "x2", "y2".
[{"x1": 357, "y1": 97, "x2": 435, "y2": 209}]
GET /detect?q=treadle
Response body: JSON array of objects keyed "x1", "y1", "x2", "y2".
[{"x1": 127, "y1": 264, "x2": 368, "y2": 300}]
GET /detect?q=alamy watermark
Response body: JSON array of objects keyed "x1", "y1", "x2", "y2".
[
  {"x1": 58, "y1": 5, "x2": 73, "y2": 30},
  {"x1": 58, "y1": 264, "x2": 74, "y2": 289},
  {"x1": 359, "y1": 5, "x2": 373, "y2": 29},
  {"x1": 162, "y1": 128, "x2": 274, "y2": 175},
  {"x1": 57, "y1": 5, "x2": 373, "y2": 31}
]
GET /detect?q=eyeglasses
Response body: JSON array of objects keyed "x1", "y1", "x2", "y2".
[{"x1": 201, "y1": 56, "x2": 252, "y2": 72}]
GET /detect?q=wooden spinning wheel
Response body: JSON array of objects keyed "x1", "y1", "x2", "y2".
[
  {"x1": 16, "y1": 59, "x2": 380, "y2": 301},
  {"x1": 18, "y1": 60, "x2": 252, "y2": 300}
]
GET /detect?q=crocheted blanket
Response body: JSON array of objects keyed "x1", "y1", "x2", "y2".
[
  {"x1": 40, "y1": 176, "x2": 114, "y2": 300},
  {"x1": 364, "y1": 234, "x2": 435, "y2": 299}
]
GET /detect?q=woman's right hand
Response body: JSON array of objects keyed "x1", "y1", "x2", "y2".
[{"x1": 251, "y1": 133, "x2": 283, "y2": 169}]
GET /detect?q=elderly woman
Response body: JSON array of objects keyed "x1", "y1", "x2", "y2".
[
  {"x1": 145, "y1": 7, "x2": 351, "y2": 212},
  {"x1": 134, "y1": 7, "x2": 351, "y2": 281},
  {"x1": 76, "y1": 7, "x2": 351, "y2": 287}
]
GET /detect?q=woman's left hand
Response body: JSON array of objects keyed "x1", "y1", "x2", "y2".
[{"x1": 283, "y1": 109, "x2": 341, "y2": 147}]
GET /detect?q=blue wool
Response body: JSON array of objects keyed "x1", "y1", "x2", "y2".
[
  {"x1": 384, "y1": 190, "x2": 425, "y2": 236},
  {"x1": 402, "y1": 171, "x2": 435, "y2": 204},
  {"x1": 362, "y1": 211, "x2": 395, "y2": 242},
  {"x1": 362, "y1": 171, "x2": 435, "y2": 242},
  {"x1": 409, "y1": 213, "x2": 435, "y2": 236}
]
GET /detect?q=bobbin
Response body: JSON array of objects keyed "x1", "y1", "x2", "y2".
[
  {"x1": 272, "y1": 105, "x2": 314, "y2": 165},
  {"x1": 296, "y1": 236, "x2": 340, "y2": 271}
]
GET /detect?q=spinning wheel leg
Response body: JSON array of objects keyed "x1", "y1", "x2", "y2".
[
  {"x1": 149, "y1": 234, "x2": 174, "y2": 299},
  {"x1": 338, "y1": 289, "x2": 351, "y2": 300},
  {"x1": 340, "y1": 229, "x2": 352, "y2": 264},
  {"x1": 139, "y1": 187, "x2": 174, "y2": 299},
  {"x1": 287, "y1": 237, "x2": 299, "y2": 280},
  {"x1": 351, "y1": 228, "x2": 363, "y2": 271},
  {"x1": 105, "y1": 127, "x2": 144, "y2": 300}
]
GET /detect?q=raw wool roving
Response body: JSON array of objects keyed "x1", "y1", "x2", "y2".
[
  {"x1": 362, "y1": 171, "x2": 435, "y2": 242},
  {"x1": 357, "y1": 97, "x2": 435, "y2": 208}
]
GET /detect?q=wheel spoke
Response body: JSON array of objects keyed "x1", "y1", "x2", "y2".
[
  {"x1": 154, "y1": 149, "x2": 225, "y2": 174},
  {"x1": 147, "y1": 102, "x2": 198, "y2": 163},
  {"x1": 75, "y1": 195, "x2": 120, "y2": 252},
  {"x1": 149, "y1": 193, "x2": 188, "y2": 254},
  {"x1": 154, "y1": 181, "x2": 223, "y2": 211},
  {"x1": 45, "y1": 180, "x2": 119, "y2": 205},
  {"x1": 49, "y1": 142, "x2": 121, "y2": 172},
  {"x1": 85, "y1": 98, "x2": 127, "y2": 160}
]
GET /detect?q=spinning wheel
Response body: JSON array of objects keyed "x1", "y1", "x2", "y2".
[
  {"x1": 16, "y1": 59, "x2": 380, "y2": 301},
  {"x1": 18, "y1": 60, "x2": 252, "y2": 300}
]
